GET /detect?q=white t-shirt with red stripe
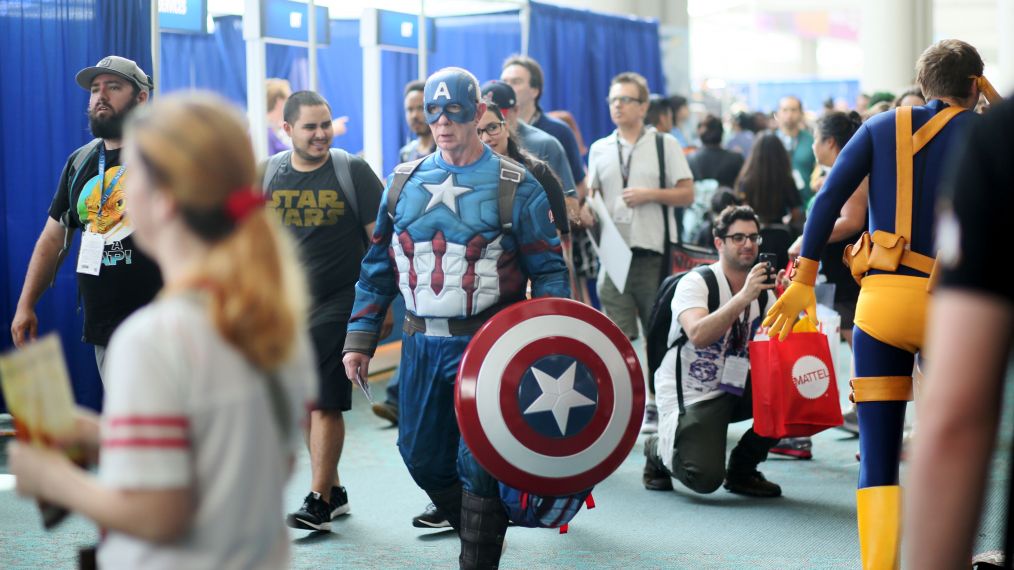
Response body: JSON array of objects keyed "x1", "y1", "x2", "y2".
[{"x1": 97, "y1": 295, "x2": 315, "y2": 570}]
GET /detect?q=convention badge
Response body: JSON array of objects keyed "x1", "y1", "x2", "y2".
[
  {"x1": 76, "y1": 231, "x2": 104, "y2": 276},
  {"x1": 718, "y1": 355, "x2": 750, "y2": 396},
  {"x1": 612, "y1": 196, "x2": 633, "y2": 224}
]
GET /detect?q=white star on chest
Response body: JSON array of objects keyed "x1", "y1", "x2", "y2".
[
  {"x1": 523, "y1": 363, "x2": 596, "y2": 434},
  {"x1": 421, "y1": 175, "x2": 471, "y2": 214}
]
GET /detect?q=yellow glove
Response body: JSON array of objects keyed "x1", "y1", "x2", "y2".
[{"x1": 763, "y1": 257, "x2": 819, "y2": 341}]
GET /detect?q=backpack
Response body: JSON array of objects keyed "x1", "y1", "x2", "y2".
[
  {"x1": 261, "y1": 148, "x2": 369, "y2": 246},
  {"x1": 385, "y1": 155, "x2": 525, "y2": 234},
  {"x1": 645, "y1": 265, "x2": 769, "y2": 414},
  {"x1": 499, "y1": 485, "x2": 595, "y2": 534}
]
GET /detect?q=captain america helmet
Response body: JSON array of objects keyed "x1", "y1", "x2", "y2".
[{"x1": 423, "y1": 67, "x2": 481, "y2": 124}]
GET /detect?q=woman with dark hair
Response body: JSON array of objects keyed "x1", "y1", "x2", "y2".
[
  {"x1": 477, "y1": 104, "x2": 569, "y2": 237},
  {"x1": 476, "y1": 103, "x2": 581, "y2": 303},
  {"x1": 737, "y1": 133, "x2": 803, "y2": 232}
]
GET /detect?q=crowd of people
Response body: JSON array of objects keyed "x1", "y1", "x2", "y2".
[{"x1": 5, "y1": 38, "x2": 1012, "y2": 570}]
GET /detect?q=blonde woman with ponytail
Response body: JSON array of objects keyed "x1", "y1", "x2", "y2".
[{"x1": 8, "y1": 92, "x2": 315, "y2": 569}]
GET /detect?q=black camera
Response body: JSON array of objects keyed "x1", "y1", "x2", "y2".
[{"x1": 759, "y1": 253, "x2": 777, "y2": 285}]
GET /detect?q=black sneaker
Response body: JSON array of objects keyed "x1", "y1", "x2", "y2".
[
  {"x1": 286, "y1": 492, "x2": 334, "y2": 531},
  {"x1": 329, "y1": 486, "x2": 350, "y2": 518},
  {"x1": 372, "y1": 400, "x2": 398, "y2": 425},
  {"x1": 723, "y1": 470, "x2": 782, "y2": 498},
  {"x1": 412, "y1": 503, "x2": 450, "y2": 528},
  {"x1": 642, "y1": 436, "x2": 673, "y2": 491}
]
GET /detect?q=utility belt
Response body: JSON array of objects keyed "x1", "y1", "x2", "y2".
[
  {"x1": 403, "y1": 304, "x2": 505, "y2": 337},
  {"x1": 843, "y1": 230, "x2": 938, "y2": 290}
]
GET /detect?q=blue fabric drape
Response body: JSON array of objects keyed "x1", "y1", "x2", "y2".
[
  {"x1": 528, "y1": 1, "x2": 665, "y2": 145},
  {"x1": 160, "y1": 16, "x2": 307, "y2": 107},
  {"x1": 158, "y1": 13, "x2": 522, "y2": 175},
  {"x1": 429, "y1": 12, "x2": 521, "y2": 86},
  {"x1": 1, "y1": 0, "x2": 153, "y2": 412}
]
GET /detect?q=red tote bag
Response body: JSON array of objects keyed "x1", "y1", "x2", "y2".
[{"x1": 749, "y1": 332, "x2": 843, "y2": 439}]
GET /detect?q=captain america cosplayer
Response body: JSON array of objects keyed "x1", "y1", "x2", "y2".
[
  {"x1": 342, "y1": 67, "x2": 569, "y2": 569},
  {"x1": 764, "y1": 40, "x2": 993, "y2": 569}
]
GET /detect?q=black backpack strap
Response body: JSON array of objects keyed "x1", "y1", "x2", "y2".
[
  {"x1": 657, "y1": 133, "x2": 671, "y2": 283},
  {"x1": 329, "y1": 148, "x2": 372, "y2": 247},
  {"x1": 260, "y1": 151, "x2": 290, "y2": 195},
  {"x1": 497, "y1": 157, "x2": 525, "y2": 234},
  {"x1": 387, "y1": 157, "x2": 427, "y2": 219},
  {"x1": 64, "y1": 139, "x2": 103, "y2": 228},
  {"x1": 673, "y1": 265, "x2": 718, "y2": 415}
]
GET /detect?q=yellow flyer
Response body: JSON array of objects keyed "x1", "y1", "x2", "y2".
[{"x1": 0, "y1": 333, "x2": 77, "y2": 446}]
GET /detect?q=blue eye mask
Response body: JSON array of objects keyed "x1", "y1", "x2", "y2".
[{"x1": 424, "y1": 69, "x2": 479, "y2": 124}]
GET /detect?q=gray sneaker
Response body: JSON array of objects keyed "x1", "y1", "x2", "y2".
[{"x1": 838, "y1": 404, "x2": 859, "y2": 434}]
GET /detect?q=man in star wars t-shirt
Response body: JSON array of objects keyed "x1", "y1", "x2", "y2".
[{"x1": 11, "y1": 56, "x2": 162, "y2": 377}]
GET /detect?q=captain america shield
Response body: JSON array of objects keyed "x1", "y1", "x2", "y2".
[{"x1": 455, "y1": 298, "x2": 645, "y2": 495}]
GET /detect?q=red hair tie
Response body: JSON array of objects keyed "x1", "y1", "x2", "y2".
[{"x1": 224, "y1": 188, "x2": 265, "y2": 223}]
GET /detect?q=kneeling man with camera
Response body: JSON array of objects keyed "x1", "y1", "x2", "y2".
[{"x1": 643, "y1": 205, "x2": 782, "y2": 497}]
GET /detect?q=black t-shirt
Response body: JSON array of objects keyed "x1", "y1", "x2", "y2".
[
  {"x1": 47, "y1": 144, "x2": 163, "y2": 346},
  {"x1": 266, "y1": 154, "x2": 384, "y2": 327},
  {"x1": 687, "y1": 146, "x2": 745, "y2": 188},
  {"x1": 529, "y1": 159, "x2": 570, "y2": 235},
  {"x1": 938, "y1": 98, "x2": 1014, "y2": 305}
]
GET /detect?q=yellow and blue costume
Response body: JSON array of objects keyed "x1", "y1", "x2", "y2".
[{"x1": 765, "y1": 98, "x2": 978, "y2": 569}]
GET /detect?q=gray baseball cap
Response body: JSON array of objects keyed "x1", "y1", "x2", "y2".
[{"x1": 76, "y1": 55, "x2": 153, "y2": 93}]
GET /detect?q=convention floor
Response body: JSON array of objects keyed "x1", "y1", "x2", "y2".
[{"x1": 1, "y1": 357, "x2": 1010, "y2": 569}]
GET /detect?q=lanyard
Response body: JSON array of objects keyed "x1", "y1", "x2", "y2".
[
  {"x1": 723, "y1": 305, "x2": 753, "y2": 354},
  {"x1": 615, "y1": 129, "x2": 645, "y2": 188},
  {"x1": 96, "y1": 146, "x2": 125, "y2": 220}
]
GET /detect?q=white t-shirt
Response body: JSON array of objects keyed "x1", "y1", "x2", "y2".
[
  {"x1": 653, "y1": 262, "x2": 775, "y2": 470},
  {"x1": 587, "y1": 127, "x2": 693, "y2": 252},
  {"x1": 97, "y1": 295, "x2": 316, "y2": 570}
]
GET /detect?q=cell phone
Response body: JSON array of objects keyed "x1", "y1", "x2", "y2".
[{"x1": 758, "y1": 253, "x2": 777, "y2": 284}]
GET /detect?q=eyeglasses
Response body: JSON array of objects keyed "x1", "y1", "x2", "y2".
[
  {"x1": 721, "y1": 233, "x2": 763, "y2": 245},
  {"x1": 607, "y1": 96, "x2": 643, "y2": 106},
  {"x1": 477, "y1": 121, "x2": 505, "y2": 137}
]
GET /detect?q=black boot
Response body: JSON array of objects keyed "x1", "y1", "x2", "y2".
[
  {"x1": 426, "y1": 483, "x2": 463, "y2": 530},
  {"x1": 459, "y1": 491, "x2": 508, "y2": 570},
  {"x1": 725, "y1": 429, "x2": 781, "y2": 498}
]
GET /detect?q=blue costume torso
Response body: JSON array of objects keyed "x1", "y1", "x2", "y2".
[
  {"x1": 348, "y1": 146, "x2": 569, "y2": 338},
  {"x1": 801, "y1": 100, "x2": 977, "y2": 270}
]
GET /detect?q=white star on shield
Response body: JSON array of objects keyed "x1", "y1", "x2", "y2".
[
  {"x1": 522, "y1": 362, "x2": 595, "y2": 435},
  {"x1": 422, "y1": 174, "x2": 470, "y2": 214}
]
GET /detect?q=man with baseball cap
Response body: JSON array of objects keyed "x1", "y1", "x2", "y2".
[
  {"x1": 480, "y1": 80, "x2": 577, "y2": 205},
  {"x1": 11, "y1": 55, "x2": 161, "y2": 378},
  {"x1": 343, "y1": 66, "x2": 569, "y2": 569}
]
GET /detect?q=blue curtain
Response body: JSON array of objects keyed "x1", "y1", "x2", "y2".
[
  {"x1": 528, "y1": 1, "x2": 665, "y2": 146},
  {"x1": 430, "y1": 11, "x2": 521, "y2": 85},
  {"x1": 0, "y1": 0, "x2": 152, "y2": 412},
  {"x1": 160, "y1": 16, "x2": 308, "y2": 107}
]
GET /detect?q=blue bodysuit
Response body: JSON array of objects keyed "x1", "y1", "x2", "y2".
[{"x1": 346, "y1": 146, "x2": 569, "y2": 495}]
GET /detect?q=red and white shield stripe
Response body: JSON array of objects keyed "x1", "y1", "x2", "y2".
[{"x1": 456, "y1": 298, "x2": 644, "y2": 495}]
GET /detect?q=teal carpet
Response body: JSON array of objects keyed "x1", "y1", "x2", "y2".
[{"x1": 1, "y1": 354, "x2": 1010, "y2": 569}]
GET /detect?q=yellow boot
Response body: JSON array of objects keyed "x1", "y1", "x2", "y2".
[{"x1": 856, "y1": 486, "x2": 901, "y2": 570}]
